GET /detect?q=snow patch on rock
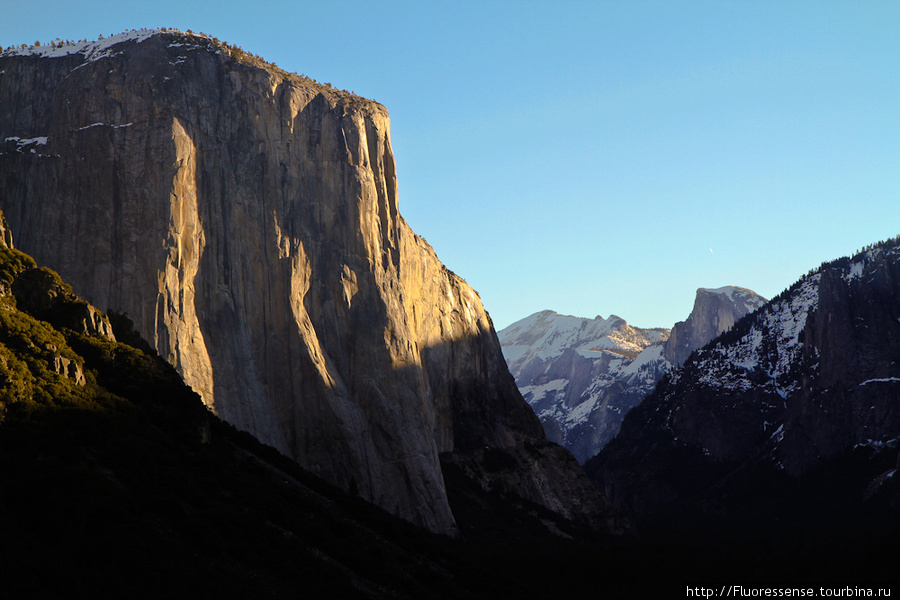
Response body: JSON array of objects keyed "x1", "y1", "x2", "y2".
[{"x1": 2, "y1": 29, "x2": 161, "y2": 62}]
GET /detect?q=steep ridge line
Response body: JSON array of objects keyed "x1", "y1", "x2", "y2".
[{"x1": 587, "y1": 236, "x2": 900, "y2": 539}]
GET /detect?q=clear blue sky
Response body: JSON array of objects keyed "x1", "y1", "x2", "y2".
[{"x1": 3, "y1": 1, "x2": 898, "y2": 330}]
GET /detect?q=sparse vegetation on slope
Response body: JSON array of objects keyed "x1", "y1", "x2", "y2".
[{"x1": 0, "y1": 27, "x2": 376, "y2": 105}]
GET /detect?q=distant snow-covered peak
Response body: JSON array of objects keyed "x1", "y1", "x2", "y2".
[
  {"x1": 698, "y1": 285, "x2": 764, "y2": 303},
  {"x1": 700, "y1": 285, "x2": 742, "y2": 296},
  {"x1": 498, "y1": 309, "x2": 665, "y2": 366},
  {"x1": 694, "y1": 285, "x2": 768, "y2": 318}
]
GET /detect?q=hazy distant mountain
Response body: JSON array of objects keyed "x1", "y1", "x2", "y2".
[{"x1": 499, "y1": 287, "x2": 766, "y2": 462}]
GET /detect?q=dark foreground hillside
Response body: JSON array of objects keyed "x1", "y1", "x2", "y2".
[
  {"x1": 0, "y1": 221, "x2": 646, "y2": 598},
  {"x1": 0, "y1": 233, "x2": 896, "y2": 598}
]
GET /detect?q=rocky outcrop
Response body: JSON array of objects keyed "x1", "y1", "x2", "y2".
[
  {"x1": 663, "y1": 286, "x2": 766, "y2": 366},
  {"x1": 0, "y1": 219, "x2": 111, "y2": 388},
  {"x1": 0, "y1": 30, "x2": 610, "y2": 535},
  {"x1": 50, "y1": 354, "x2": 86, "y2": 386},
  {"x1": 11, "y1": 268, "x2": 117, "y2": 341},
  {"x1": 498, "y1": 288, "x2": 765, "y2": 463},
  {"x1": 0, "y1": 211, "x2": 13, "y2": 250},
  {"x1": 587, "y1": 238, "x2": 900, "y2": 531}
]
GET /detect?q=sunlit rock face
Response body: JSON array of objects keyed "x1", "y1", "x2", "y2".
[{"x1": 0, "y1": 30, "x2": 610, "y2": 535}]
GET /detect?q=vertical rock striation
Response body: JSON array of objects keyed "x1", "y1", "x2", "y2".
[{"x1": 0, "y1": 30, "x2": 609, "y2": 534}]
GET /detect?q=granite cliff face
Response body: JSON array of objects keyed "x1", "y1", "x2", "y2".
[
  {"x1": 0, "y1": 30, "x2": 608, "y2": 535},
  {"x1": 498, "y1": 287, "x2": 765, "y2": 463},
  {"x1": 664, "y1": 286, "x2": 766, "y2": 367},
  {"x1": 587, "y1": 238, "x2": 900, "y2": 533}
]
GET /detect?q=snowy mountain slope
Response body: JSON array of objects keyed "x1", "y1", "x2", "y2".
[
  {"x1": 500, "y1": 311, "x2": 667, "y2": 366},
  {"x1": 587, "y1": 236, "x2": 900, "y2": 531},
  {"x1": 499, "y1": 311, "x2": 668, "y2": 462},
  {"x1": 499, "y1": 286, "x2": 765, "y2": 463}
]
